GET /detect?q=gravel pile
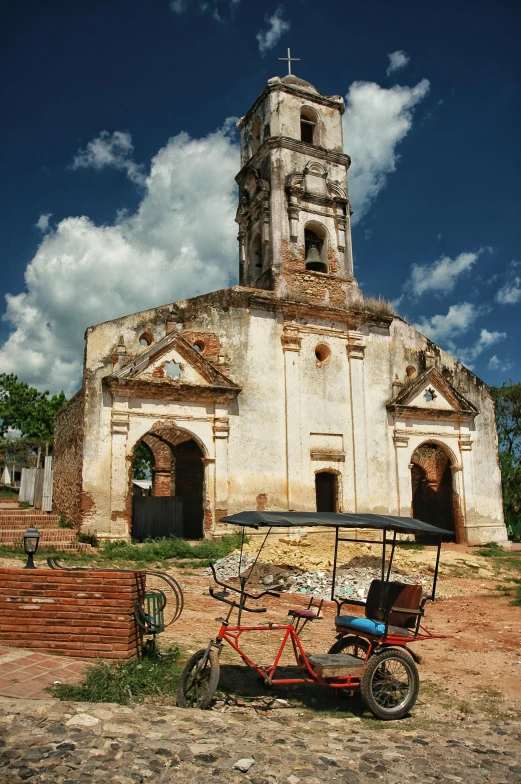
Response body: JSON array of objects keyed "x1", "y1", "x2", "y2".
[{"x1": 205, "y1": 553, "x2": 435, "y2": 600}]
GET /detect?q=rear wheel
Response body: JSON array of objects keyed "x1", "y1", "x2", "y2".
[
  {"x1": 361, "y1": 648, "x2": 419, "y2": 720},
  {"x1": 177, "y1": 648, "x2": 220, "y2": 709},
  {"x1": 328, "y1": 635, "x2": 370, "y2": 658}
]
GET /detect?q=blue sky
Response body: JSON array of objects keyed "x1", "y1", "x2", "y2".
[{"x1": 1, "y1": 0, "x2": 520, "y2": 396}]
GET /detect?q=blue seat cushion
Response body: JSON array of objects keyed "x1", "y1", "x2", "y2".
[{"x1": 335, "y1": 615, "x2": 386, "y2": 636}]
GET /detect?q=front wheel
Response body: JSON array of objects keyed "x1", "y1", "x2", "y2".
[
  {"x1": 361, "y1": 648, "x2": 419, "y2": 720},
  {"x1": 177, "y1": 648, "x2": 220, "y2": 709}
]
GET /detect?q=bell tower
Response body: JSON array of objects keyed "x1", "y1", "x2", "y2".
[{"x1": 235, "y1": 71, "x2": 361, "y2": 308}]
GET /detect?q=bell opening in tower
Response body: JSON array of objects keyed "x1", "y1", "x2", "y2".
[{"x1": 305, "y1": 227, "x2": 327, "y2": 273}]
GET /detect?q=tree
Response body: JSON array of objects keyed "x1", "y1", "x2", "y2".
[
  {"x1": 132, "y1": 441, "x2": 154, "y2": 480},
  {"x1": 0, "y1": 374, "x2": 66, "y2": 440},
  {"x1": 491, "y1": 382, "x2": 521, "y2": 540}
]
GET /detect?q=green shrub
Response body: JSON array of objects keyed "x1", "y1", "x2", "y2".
[
  {"x1": 49, "y1": 646, "x2": 181, "y2": 705},
  {"x1": 0, "y1": 486, "x2": 19, "y2": 498},
  {"x1": 58, "y1": 514, "x2": 75, "y2": 529},
  {"x1": 18, "y1": 501, "x2": 32, "y2": 509},
  {"x1": 77, "y1": 531, "x2": 100, "y2": 548}
]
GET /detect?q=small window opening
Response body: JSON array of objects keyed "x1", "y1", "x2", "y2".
[
  {"x1": 424, "y1": 387, "x2": 436, "y2": 402},
  {"x1": 164, "y1": 361, "x2": 181, "y2": 379},
  {"x1": 300, "y1": 107, "x2": 318, "y2": 145},
  {"x1": 193, "y1": 340, "x2": 205, "y2": 353},
  {"x1": 139, "y1": 331, "x2": 153, "y2": 347},
  {"x1": 406, "y1": 365, "x2": 417, "y2": 379},
  {"x1": 315, "y1": 343, "x2": 331, "y2": 364},
  {"x1": 305, "y1": 228, "x2": 327, "y2": 272}
]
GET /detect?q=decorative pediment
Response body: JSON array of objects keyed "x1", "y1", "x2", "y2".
[
  {"x1": 386, "y1": 367, "x2": 478, "y2": 422},
  {"x1": 105, "y1": 330, "x2": 241, "y2": 403}
]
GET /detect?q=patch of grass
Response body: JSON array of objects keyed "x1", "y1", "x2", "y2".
[
  {"x1": 49, "y1": 646, "x2": 181, "y2": 705},
  {"x1": 18, "y1": 501, "x2": 32, "y2": 509},
  {"x1": 399, "y1": 542, "x2": 425, "y2": 551},
  {"x1": 0, "y1": 533, "x2": 246, "y2": 570},
  {"x1": 475, "y1": 544, "x2": 521, "y2": 603},
  {"x1": 0, "y1": 486, "x2": 18, "y2": 498},
  {"x1": 101, "y1": 532, "x2": 245, "y2": 567},
  {"x1": 357, "y1": 296, "x2": 396, "y2": 319}
]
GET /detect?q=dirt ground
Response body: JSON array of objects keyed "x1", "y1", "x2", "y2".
[{"x1": 164, "y1": 537, "x2": 521, "y2": 724}]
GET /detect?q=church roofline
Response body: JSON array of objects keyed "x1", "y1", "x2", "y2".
[{"x1": 237, "y1": 79, "x2": 345, "y2": 133}]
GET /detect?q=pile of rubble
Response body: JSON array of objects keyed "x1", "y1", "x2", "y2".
[{"x1": 205, "y1": 552, "x2": 437, "y2": 600}]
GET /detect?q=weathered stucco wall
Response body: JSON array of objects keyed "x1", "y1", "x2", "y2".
[
  {"x1": 53, "y1": 389, "x2": 85, "y2": 526},
  {"x1": 67, "y1": 287, "x2": 506, "y2": 546}
]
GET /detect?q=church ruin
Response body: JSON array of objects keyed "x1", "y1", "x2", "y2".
[{"x1": 53, "y1": 71, "x2": 507, "y2": 545}]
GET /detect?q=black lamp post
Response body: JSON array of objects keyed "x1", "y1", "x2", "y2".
[{"x1": 23, "y1": 526, "x2": 40, "y2": 569}]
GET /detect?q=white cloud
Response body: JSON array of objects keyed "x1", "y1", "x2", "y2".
[
  {"x1": 457, "y1": 328, "x2": 507, "y2": 367},
  {"x1": 387, "y1": 50, "x2": 410, "y2": 76},
  {"x1": 343, "y1": 79, "x2": 430, "y2": 223},
  {"x1": 406, "y1": 250, "x2": 482, "y2": 297},
  {"x1": 71, "y1": 131, "x2": 146, "y2": 186},
  {"x1": 413, "y1": 302, "x2": 477, "y2": 344},
  {"x1": 0, "y1": 126, "x2": 239, "y2": 395},
  {"x1": 495, "y1": 276, "x2": 521, "y2": 305},
  {"x1": 170, "y1": 0, "x2": 240, "y2": 18},
  {"x1": 35, "y1": 214, "x2": 52, "y2": 233},
  {"x1": 488, "y1": 354, "x2": 513, "y2": 372},
  {"x1": 256, "y1": 6, "x2": 290, "y2": 55},
  {"x1": 415, "y1": 304, "x2": 505, "y2": 367}
]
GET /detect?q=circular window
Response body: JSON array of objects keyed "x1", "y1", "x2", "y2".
[
  {"x1": 139, "y1": 331, "x2": 153, "y2": 347},
  {"x1": 406, "y1": 365, "x2": 417, "y2": 379},
  {"x1": 193, "y1": 340, "x2": 205, "y2": 354},
  {"x1": 315, "y1": 343, "x2": 331, "y2": 364}
]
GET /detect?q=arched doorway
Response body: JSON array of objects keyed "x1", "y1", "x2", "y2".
[
  {"x1": 131, "y1": 426, "x2": 205, "y2": 540},
  {"x1": 410, "y1": 442, "x2": 461, "y2": 540},
  {"x1": 315, "y1": 471, "x2": 338, "y2": 513}
]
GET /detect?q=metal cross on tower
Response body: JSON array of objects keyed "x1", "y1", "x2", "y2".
[{"x1": 278, "y1": 48, "x2": 300, "y2": 76}]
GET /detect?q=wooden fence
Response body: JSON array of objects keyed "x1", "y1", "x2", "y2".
[{"x1": 19, "y1": 457, "x2": 53, "y2": 512}]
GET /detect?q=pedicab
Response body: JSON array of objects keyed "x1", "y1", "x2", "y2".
[{"x1": 177, "y1": 511, "x2": 448, "y2": 720}]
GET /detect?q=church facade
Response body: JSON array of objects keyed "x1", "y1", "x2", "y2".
[{"x1": 53, "y1": 73, "x2": 507, "y2": 546}]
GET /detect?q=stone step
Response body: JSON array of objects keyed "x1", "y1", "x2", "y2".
[
  {"x1": 0, "y1": 510, "x2": 59, "y2": 517},
  {"x1": 0, "y1": 521, "x2": 63, "y2": 532},
  {"x1": 0, "y1": 519, "x2": 61, "y2": 526},
  {"x1": 0, "y1": 528, "x2": 77, "y2": 544}
]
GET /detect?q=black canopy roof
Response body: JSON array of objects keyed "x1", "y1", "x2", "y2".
[{"x1": 219, "y1": 511, "x2": 449, "y2": 536}]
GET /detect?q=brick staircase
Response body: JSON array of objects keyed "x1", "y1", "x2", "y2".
[{"x1": 0, "y1": 506, "x2": 95, "y2": 553}]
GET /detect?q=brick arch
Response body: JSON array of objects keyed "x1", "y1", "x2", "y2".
[
  {"x1": 129, "y1": 423, "x2": 207, "y2": 540},
  {"x1": 410, "y1": 441, "x2": 464, "y2": 542}
]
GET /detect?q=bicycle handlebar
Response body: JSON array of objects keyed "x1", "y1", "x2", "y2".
[{"x1": 208, "y1": 562, "x2": 285, "y2": 601}]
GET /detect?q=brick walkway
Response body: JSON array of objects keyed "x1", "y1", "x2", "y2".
[{"x1": 0, "y1": 645, "x2": 88, "y2": 699}]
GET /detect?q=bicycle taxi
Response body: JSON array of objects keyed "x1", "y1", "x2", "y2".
[{"x1": 177, "y1": 511, "x2": 448, "y2": 720}]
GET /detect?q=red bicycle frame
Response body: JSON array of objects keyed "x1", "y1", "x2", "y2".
[{"x1": 216, "y1": 620, "x2": 364, "y2": 690}]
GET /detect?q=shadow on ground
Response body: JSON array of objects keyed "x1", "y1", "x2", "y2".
[{"x1": 216, "y1": 663, "x2": 368, "y2": 718}]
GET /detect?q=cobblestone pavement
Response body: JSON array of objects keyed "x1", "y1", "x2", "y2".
[{"x1": 1, "y1": 697, "x2": 520, "y2": 784}]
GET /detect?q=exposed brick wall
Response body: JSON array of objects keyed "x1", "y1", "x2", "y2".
[
  {"x1": 183, "y1": 331, "x2": 222, "y2": 363},
  {"x1": 53, "y1": 389, "x2": 85, "y2": 527},
  {"x1": 278, "y1": 240, "x2": 350, "y2": 307},
  {"x1": 411, "y1": 443, "x2": 464, "y2": 540},
  {"x1": 0, "y1": 568, "x2": 145, "y2": 660}
]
